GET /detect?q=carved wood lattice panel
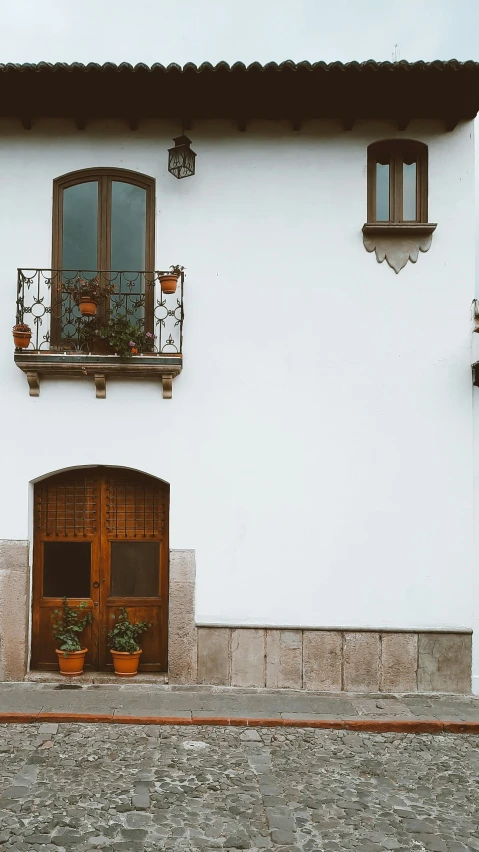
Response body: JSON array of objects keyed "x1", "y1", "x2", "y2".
[
  {"x1": 105, "y1": 477, "x2": 165, "y2": 539},
  {"x1": 36, "y1": 476, "x2": 98, "y2": 537}
]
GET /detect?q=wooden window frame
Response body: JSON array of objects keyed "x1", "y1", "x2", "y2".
[
  {"x1": 51, "y1": 167, "x2": 155, "y2": 348},
  {"x1": 367, "y1": 140, "x2": 428, "y2": 224}
]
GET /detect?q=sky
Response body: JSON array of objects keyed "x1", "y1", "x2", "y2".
[{"x1": 0, "y1": 0, "x2": 477, "y2": 66}]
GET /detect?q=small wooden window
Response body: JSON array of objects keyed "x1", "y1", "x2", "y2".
[{"x1": 367, "y1": 140, "x2": 428, "y2": 224}]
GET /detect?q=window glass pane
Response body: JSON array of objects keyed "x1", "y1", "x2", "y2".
[
  {"x1": 43, "y1": 542, "x2": 91, "y2": 598},
  {"x1": 111, "y1": 182, "x2": 146, "y2": 271},
  {"x1": 62, "y1": 182, "x2": 98, "y2": 271},
  {"x1": 375, "y1": 161, "x2": 389, "y2": 221},
  {"x1": 110, "y1": 542, "x2": 159, "y2": 597},
  {"x1": 403, "y1": 160, "x2": 417, "y2": 220}
]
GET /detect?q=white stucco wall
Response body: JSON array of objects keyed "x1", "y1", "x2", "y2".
[{"x1": 0, "y1": 119, "x2": 476, "y2": 675}]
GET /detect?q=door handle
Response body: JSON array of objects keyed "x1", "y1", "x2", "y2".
[
  {"x1": 92, "y1": 581, "x2": 100, "y2": 589},
  {"x1": 94, "y1": 602, "x2": 99, "y2": 606}
]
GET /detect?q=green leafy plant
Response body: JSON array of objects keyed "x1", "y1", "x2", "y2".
[
  {"x1": 79, "y1": 315, "x2": 156, "y2": 358},
  {"x1": 168, "y1": 264, "x2": 185, "y2": 277},
  {"x1": 51, "y1": 598, "x2": 93, "y2": 656},
  {"x1": 63, "y1": 275, "x2": 117, "y2": 305},
  {"x1": 108, "y1": 607, "x2": 151, "y2": 654}
]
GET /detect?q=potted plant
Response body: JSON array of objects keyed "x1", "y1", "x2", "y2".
[
  {"x1": 63, "y1": 275, "x2": 117, "y2": 316},
  {"x1": 159, "y1": 264, "x2": 184, "y2": 295},
  {"x1": 13, "y1": 322, "x2": 32, "y2": 348},
  {"x1": 80, "y1": 315, "x2": 155, "y2": 358},
  {"x1": 51, "y1": 597, "x2": 93, "y2": 676},
  {"x1": 108, "y1": 607, "x2": 150, "y2": 677}
]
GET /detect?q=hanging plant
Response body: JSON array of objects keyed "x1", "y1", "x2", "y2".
[
  {"x1": 63, "y1": 276, "x2": 117, "y2": 316},
  {"x1": 13, "y1": 322, "x2": 32, "y2": 349},
  {"x1": 159, "y1": 264, "x2": 185, "y2": 295}
]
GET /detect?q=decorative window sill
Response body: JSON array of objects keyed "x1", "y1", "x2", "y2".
[
  {"x1": 362, "y1": 222, "x2": 437, "y2": 273},
  {"x1": 14, "y1": 352, "x2": 182, "y2": 399}
]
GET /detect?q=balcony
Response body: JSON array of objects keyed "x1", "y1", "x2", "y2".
[{"x1": 14, "y1": 269, "x2": 184, "y2": 398}]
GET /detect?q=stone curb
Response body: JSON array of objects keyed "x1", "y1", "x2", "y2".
[{"x1": 0, "y1": 712, "x2": 478, "y2": 733}]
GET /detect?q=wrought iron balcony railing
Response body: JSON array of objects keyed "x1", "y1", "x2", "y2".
[
  {"x1": 14, "y1": 269, "x2": 184, "y2": 399},
  {"x1": 15, "y1": 268, "x2": 184, "y2": 354}
]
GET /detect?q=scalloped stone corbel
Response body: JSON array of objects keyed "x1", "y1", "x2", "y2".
[{"x1": 362, "y1": 223, "x2": 437, "y2": 273}]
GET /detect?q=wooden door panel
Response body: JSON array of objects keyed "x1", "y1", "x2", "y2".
[
  {"x1": 99, "y1": 472, "x2": 169, "y2": 671},
  {"x1": 32, "y1": 467, "x2": 169, "y2": 672},
  {"x1": 32, "y1": 473, "x2": 100, "y2": 670}
]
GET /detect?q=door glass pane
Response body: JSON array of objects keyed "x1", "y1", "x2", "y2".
[
  {"x1": 403, "y1": 159, "x2": 417, "y2": 221},
  {"x1": 110, "y1": 181, "x2": 147, "y2": 323},
  {"x1": 376, "y1": 161, "x2": 390, "y2": 221},
  {"x1": 62, "y1": 182, "x2": 98, "y2": 272},
  {"x1": 43, "y1": 542, "x2": 91, "y2": 598},
  {"x1": 111, "y1": 182, "x2": 146, "y2": 270},
  {"x1": 61, "y1": 182, "x2": 98, "y2": 341},
  {"x1": 110, "y1": 542, "x2": 159, "y2": 597}
]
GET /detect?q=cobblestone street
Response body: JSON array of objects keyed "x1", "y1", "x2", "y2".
[{"x1": 0, "y1": 722, "x2": 478, "y2": 852}]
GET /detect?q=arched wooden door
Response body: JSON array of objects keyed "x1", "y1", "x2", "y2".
[{"x1": 31, "y1": 467, "x2": 169, "y2": 672}]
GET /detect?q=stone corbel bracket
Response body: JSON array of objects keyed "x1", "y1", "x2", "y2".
[{"x1": 362, "y1": 223, "x2": 437, "y2": 273}]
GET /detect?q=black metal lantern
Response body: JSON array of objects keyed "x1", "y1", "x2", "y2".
[{"x1": 168, "y1": 135, "x2": 196, "y2": 179}]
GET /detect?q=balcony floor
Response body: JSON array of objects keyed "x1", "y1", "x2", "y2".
[{"x1": 14, "y1": 351, "x2": 182, "y2": 398}]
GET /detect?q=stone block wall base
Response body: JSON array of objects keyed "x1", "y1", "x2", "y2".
[
  {"x1": 0, "y1": 541, "x2": 29, "y2": 682},
  {"x1": 0, "y1": 539, "x2": 473, "y2": 695},
  {"x1": 197, "y1": 627, "x2": 472, "y2": 693},
  {"x1": 168, "y1": 550, "x2": 197, "y2": 684}
]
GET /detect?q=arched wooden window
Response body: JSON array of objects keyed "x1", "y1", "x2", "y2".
[
  {"x1": 51, "y1": 168, "x2": 155, "y2": 346},
  {"x1": 367, "y1": 140, "x2": 428, "y2": 224}
]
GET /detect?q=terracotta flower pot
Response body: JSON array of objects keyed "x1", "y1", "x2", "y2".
[
  {"x1": 55, "y1": 648, "x2": 88, "y2": 676},
  {"x1": 110, "y1": 649, "x2": 142, "y2": 677},
  {"x1": 13, "y1": 330, "x2": 32, "y2": 349},
  {"x1": 159, "y1": 274, "x2": 178, "y2": 295},
  {"x1": 79, "y1": 296, "x2": 97, "y2": 316}
]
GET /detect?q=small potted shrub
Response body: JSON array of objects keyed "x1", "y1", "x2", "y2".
[
  {"x1": 108, "y1": 607, "x2": 150, "y2": 677},
  {"x1": 80, "y1": 316, "x2": 155, "y2": 357},
  {"x1": 159, "y1": 264, "x2": 184, "y2": 295},
  {"x1": 51, "y1": 597, "x2": 93, "y2": 676},
  {"x1": 13, "y1": 322, "x2": 32, "y2": 348},
  {"x1": 64, "y1": 276, "x2": 117, "y2": 316}
]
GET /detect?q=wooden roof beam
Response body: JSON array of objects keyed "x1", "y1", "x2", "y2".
[{"x1": 445, "y1": 118, "x2": 459, "y2": 131}]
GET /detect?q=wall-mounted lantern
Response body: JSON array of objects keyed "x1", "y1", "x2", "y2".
[{"x1": 168, "y1": 135, "x2": 196, "y2": 179}]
